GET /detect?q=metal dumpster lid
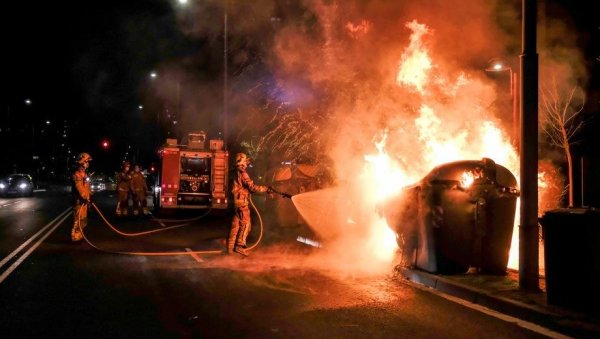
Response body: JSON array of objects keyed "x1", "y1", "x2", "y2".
[{"x1": 423, "y1": 158, "x2": 517, "y2": 188}]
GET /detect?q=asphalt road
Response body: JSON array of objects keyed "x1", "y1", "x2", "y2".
[{"x1": 0, "y1": 190, "x2": 557, "y2": 338}]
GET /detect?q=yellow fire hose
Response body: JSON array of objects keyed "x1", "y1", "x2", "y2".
[{"x1": 76, "y1": 197, "x2": 264, "y2": 256}]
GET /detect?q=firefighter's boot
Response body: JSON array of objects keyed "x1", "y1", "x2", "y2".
[
  {"x1": 238, "y1": 221, "x2": 250, "y2": 247},
  {"x1": 143, "y1": 207, "x2": 150, "y2": 215},
  {"x1": 133, "y1": 209, "x2": 139, "y2": 216},
  {"x1": 233, "y1": 222, "x2": 250, "y2": 256},
  {"x1": 234, "y1": 246, "x2": 248, "y2": 256}
]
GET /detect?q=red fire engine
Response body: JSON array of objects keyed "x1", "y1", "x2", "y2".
[{"x1": 153, "y1": 131, "x2": 229, "y2": 212}]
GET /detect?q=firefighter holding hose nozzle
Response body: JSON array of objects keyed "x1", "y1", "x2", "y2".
[
  {"x1": 71, "y1": 152, "x2": 92, "y2": 242},
  {"x1": 228, "y1": 153, "x2": 276, "y2": 256}
]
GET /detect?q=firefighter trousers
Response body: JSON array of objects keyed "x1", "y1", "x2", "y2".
[
  {"x1": 116, "y1": 189, "x2": 130, "y2": 215},
  {"x1": 72, "y1": 201, "x2": 88, "y2": 241},
  {"x1": 228, "y1": 206, "x2": 251, "y2": 252},
  {"x1": 132, "y1": 190, "x2": 147, "y2": 214}
]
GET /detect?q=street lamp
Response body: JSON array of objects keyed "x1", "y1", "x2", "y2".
[
  {"x1": 486, "y1": 59, "x2": 519, "y2": 145},
  {"x1": 149, "y1": 71, "x2": 181, "y2": 139}
]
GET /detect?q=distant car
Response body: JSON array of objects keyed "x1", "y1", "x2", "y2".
[
  {"x1": 90, "y1": 179, "x2": 106, "y2": 192},
  {"x1": 0, "y1": 174, "x2": 34, "y2": 197}
]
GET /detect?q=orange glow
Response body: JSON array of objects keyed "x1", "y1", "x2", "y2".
[
  {"x1": 362, "y1": 20, "x2": 525, "y2": 267},
  {"x1": 285, "y1": 15, "x2": 563, "y2": 272},
  {"x1": 345, "y1": 20, "x2": 372, "y2": 39},
  {"x1": 460, "y1": 170, "x2": 476, "y2": 188},
  {"x1": 396, "y1": 20, "x2": 432, "y2": 93}
]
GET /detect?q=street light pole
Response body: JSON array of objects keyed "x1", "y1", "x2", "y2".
[
  {"x1": 223, "y1": 0, "x2": 229, "y2": 148},
  {"x1": 486, "y1": 60, "x2": 519, "y2": 146},
  {"x1": 510, "y1": 70, "x2": 519, "y2": 146},
  {"x1": 519, "y1": 0, "x2": 539, "y2": 292}
]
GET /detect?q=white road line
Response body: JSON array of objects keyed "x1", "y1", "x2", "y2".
[
  {"x1": 0, "y1": 210, "x2": 72, "y2": 284},
  {"x1": 185, "y1": 248, "x2": 204, "y2": 263},
  {"x1": 405, "y1": 280, "x2": 572, "y2": 339},
  {"x1": 0, "y1": 207, "x2": 71, "y2": 271}
]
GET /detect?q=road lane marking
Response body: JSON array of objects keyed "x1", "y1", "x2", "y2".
[
  {"x1": 0, "y1": 210, "x2": 72, "y2": 284},
  {"x1": 403, "y1": 279, "x2": 572, "y2": 339},
  {"x1": 185, "y1": 248, "x2": 204, "y2": 263},
  {"x1": 0, "y1": 207, "x2": 71, "y2": 271}
]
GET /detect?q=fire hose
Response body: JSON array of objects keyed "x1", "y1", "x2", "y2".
[{"x1": 76, "y1": 196, "x2": 269, "y2": 256}]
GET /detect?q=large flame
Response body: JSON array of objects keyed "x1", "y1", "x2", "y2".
[
  {"x1": 359, "y1": 20, "x2": 558, "y2": 270},
  {"x1": 396, "y1": 20, "x2": 432, "y2": 93}
]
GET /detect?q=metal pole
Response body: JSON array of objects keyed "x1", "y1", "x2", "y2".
[
  {"x1": 513, "y1": 71, "x2": 519, "y2": 145},
  {"x1": 223, "y1": 0, "x2": 228, "y2": 147},
  {"x1": 581, "y1": 156, "x2": 585, "y2": 206},
  {"x1": 519, "y1": 0, "x2": 539, "y2": 291},
  {"x1": 177, "y1": 81, "x2": 181, "y2": 140}
]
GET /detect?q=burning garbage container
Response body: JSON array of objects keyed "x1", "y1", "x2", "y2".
[
  {"x1": 540, "y1": 208, "x2": 600, "y2": 309},
  {"x1": 384, "y1": 158, "x2": 519, "y2": 274}
]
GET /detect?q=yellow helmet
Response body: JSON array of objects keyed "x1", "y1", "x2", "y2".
[{"x1": 76, "y1": 152, "x2": 92, "y2": 165}]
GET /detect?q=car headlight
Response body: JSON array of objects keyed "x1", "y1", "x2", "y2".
[
  {"x1": 19, "y1": 183, "x2": 29, "y2": 189},
  {"x1": 154, "y1": 186, "x2": 161, "y2": 193},
  {"x1": 0, "y1": 183, "x2": 5, "y2": 189}
]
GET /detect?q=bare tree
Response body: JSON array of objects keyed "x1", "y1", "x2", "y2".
[
  {"x1": 255, "y1": 108, "x2": 325, "y2": 163},
  {"x1": 540, "y1": 77, "x2": 585, "y2": 207}
]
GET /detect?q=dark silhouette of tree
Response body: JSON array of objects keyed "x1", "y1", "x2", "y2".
[{"x1": 540, "y1": 77, "x2": 585, "y2": 207}]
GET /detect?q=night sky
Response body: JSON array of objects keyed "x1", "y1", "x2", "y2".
[{"x1": 3, "y1": 0, "x2": 599, "y2": 178}]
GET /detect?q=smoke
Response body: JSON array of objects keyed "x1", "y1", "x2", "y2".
[
  {"x1": 263, "y1": 0, "x2": 509, "y2": 273},
  {"x1": 160, "y1": 0, "x2": 588, "y2": 273}
]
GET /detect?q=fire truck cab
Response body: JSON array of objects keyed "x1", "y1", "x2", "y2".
[{"x1": 154, "y1": 131, "x2": 229, "y2": 212}]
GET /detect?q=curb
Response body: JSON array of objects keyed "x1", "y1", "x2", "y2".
[{"x1": 395, "y1": 267, "x2": 600, "y2": 338}]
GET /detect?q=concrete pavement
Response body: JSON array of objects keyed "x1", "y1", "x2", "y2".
[{"x1": 394, "y1": 266, "x2": 600, "y2": 338}]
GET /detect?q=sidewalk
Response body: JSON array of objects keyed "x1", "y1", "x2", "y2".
[{"x1": 394, "y1": 266, "x2": 600, "y2": 338}]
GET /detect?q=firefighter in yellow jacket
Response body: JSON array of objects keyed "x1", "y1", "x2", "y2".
[
  {"x1": 228, "y1": 153, "x2": 273, "y2": 256},
  {"x1": 130, "y1": 164, "x2": 149, "y2": 216},
  {"x1": 71, "y1": 152, "x2": 92, "y2": 242},
  {"x1": 116, "y1": 161, "x2": 132, "y2": 216}
]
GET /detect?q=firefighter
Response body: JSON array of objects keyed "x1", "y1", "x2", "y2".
[
  {"x1": 130, "y1": 164, "x2": 149, "y2": 216},
  {"x1": 71, "y1": 152, "x2": 92, "y2": 242},
  {"x1": 116, "y1": 161, "x2": 132, "y2": 216},
  {"x1": 228, "y1": 153, "x2": 273, "y2": 256}
]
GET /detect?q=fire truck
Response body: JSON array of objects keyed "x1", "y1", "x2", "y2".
[{"x1": 153, "y1": 131, "x2": 229, "y2": 212}]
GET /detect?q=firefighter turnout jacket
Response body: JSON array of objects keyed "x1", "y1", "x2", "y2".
[{"x1": 232, "y1": 168, "x2": 268, "y2": 208}]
